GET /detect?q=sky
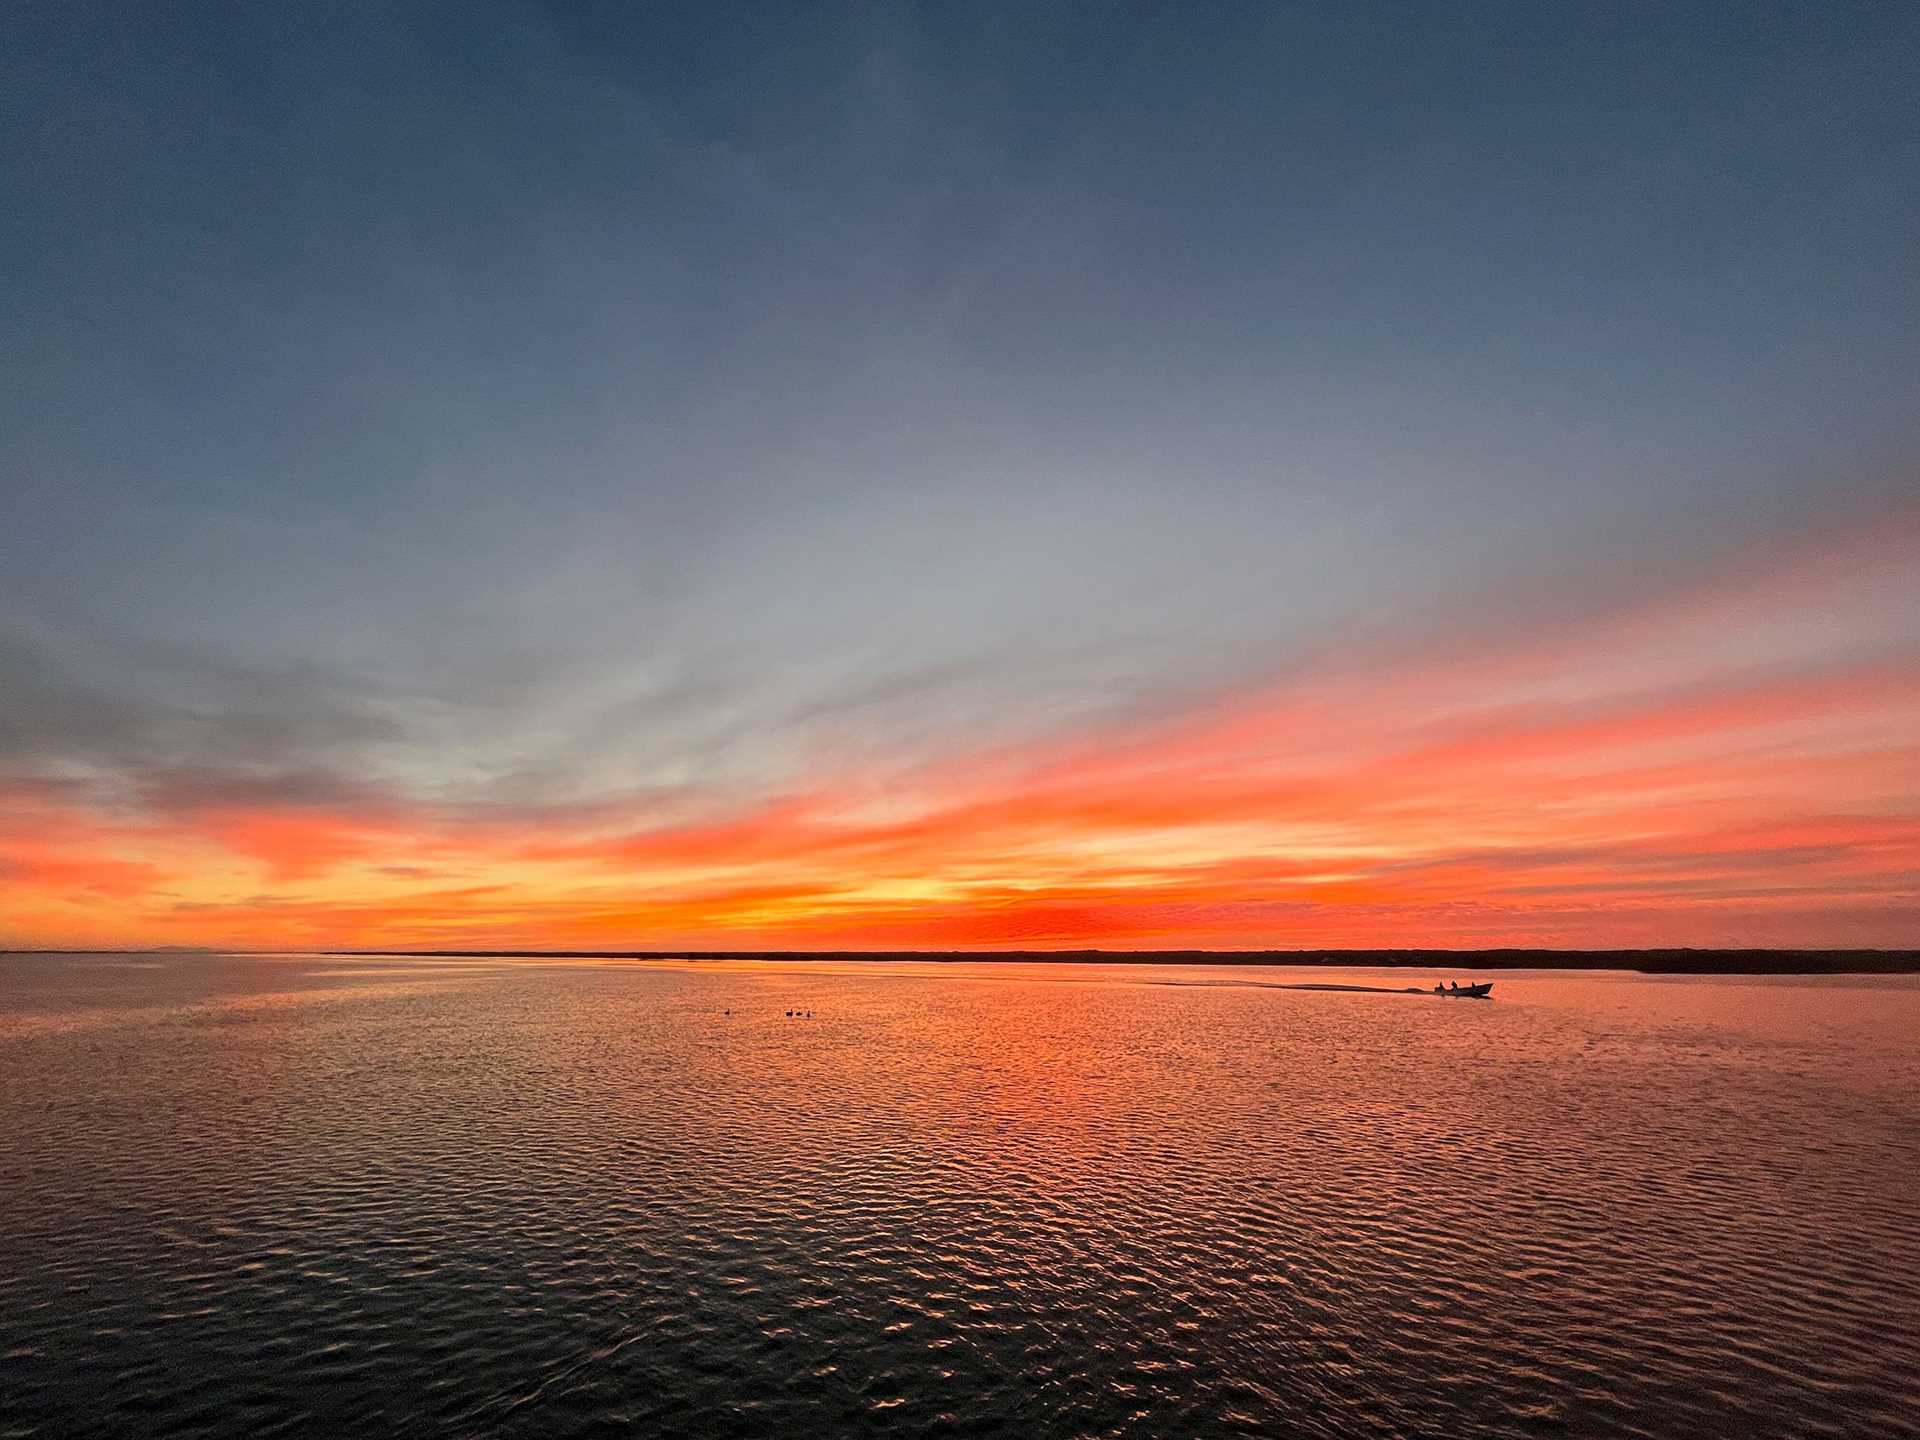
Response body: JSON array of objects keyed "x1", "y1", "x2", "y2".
[{"x1": 2, "y1": 1, "x2": 1916, "y2": 950}]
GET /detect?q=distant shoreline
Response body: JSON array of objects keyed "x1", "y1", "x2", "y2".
[
  {"x1": 7, "y1": 947, "x2": 1915, "y2": 975},
  {"x1": 339, "y1": 948, "x2": 1920, "y2": 974}
]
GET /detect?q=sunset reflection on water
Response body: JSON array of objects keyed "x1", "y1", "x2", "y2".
[{"x1": 1, "y1": 955, "x2": 1916, "y2": 1437}]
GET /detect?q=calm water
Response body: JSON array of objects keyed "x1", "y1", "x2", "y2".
[{"x1": 2, "y1": 956, "x2": 1916, "y2": 1438}]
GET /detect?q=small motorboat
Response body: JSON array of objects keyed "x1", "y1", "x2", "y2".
[{"x1": 1432, "y1": 982, "x2": 1493, "y2": 998}]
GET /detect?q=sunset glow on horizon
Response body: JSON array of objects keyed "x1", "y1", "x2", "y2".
[{"x1": 7, "y1": 502, "x2": 1914, "y2": 952}]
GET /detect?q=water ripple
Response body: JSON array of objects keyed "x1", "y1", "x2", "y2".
[{"x1": 0, "y1": 956, "x2": 1915, "y2": 1438}]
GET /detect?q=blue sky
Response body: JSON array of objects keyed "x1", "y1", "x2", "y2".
[{"x1": 3, "y1": 2, "x2": 1916, "y2": 946}]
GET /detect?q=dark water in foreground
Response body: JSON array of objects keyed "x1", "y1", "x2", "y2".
[{"x1": 2, "y1": 956, "x2": 1916, "y2": 1439}]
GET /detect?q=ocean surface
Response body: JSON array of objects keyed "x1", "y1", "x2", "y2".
[{"x1": 2, "y1": 955, "x2": 1916, "y2": 1439}]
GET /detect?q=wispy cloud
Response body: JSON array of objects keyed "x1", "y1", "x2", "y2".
[{"x1": 5, "y1": 503, "x2": 1914, "y2": 948}]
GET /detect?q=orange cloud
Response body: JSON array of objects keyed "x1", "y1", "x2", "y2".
[{"x1": 4, "y1": 509, "x2": 1917, "y2": 951}]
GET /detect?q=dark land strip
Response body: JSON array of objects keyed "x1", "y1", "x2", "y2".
[
  {"x1": 6, "y1": 948, "x2": 1915, "y2": 974},
  {"x1": 314, "y1": 948, "x2": 1918, "y2": 974}
]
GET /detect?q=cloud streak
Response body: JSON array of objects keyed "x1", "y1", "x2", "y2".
[{"x1": 4, "y1": 505, "x2": 1914, "y2": 949}]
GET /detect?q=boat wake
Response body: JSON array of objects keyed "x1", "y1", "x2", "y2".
[{"x1": 1144, "y1": 979, "x2": 1492, "y2": 998}]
